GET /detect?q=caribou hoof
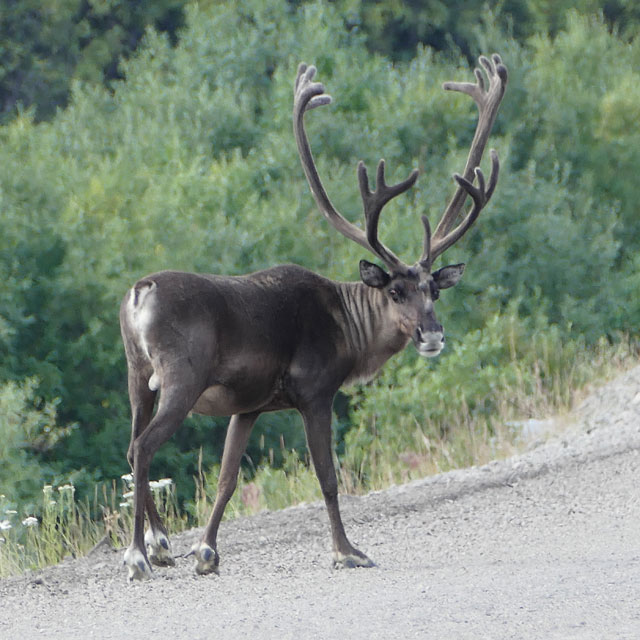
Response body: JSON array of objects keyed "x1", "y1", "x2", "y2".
[
  {"x1": 145, "y1": 528, "x2": 175, "y2": 567},
  {"x1": 124, "y1": 546, "x2": 152, "y2": 582},
  {"x1": 191, "y1": 542, "x2": 220, "y2": 576},
  {"x1": 332, "y1": 550, "x2": 376, "y2": 569}
]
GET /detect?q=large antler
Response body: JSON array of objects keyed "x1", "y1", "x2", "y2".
[
  {"x1": 294, "y1": 64, "x2": 418, "y2": 274},
  {"x1": 423, "y1": 54, "x2": 508, "y2": 269}
]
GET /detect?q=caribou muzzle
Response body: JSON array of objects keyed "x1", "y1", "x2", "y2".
[{"x1": 414, "y1": 327, "x2": 445, "y2": 358}]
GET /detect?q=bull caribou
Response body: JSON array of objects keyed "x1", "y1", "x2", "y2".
[{"x1": 120, "y1": 55, "x2": 507, "y2": 580}]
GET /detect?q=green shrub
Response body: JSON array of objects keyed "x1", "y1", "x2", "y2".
[{"x1": 0, "y1": 379, "x2": 72, "y2": 511}]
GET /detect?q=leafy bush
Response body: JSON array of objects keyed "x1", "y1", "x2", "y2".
[
  {"x1": 0, "y1": 379, "x2": 72, "y2": 511},
  {"x1": 343, "y1": 307, "x2": 634, "y2": 487}
]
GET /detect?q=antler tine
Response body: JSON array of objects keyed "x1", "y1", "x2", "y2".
[
  {"x1": 428, "y1": 149, "x2": 500, "y2": 261},
  {"x1": 430, "y1": 53, "x2": 507, "y2": 263},
  {"x1": 293, "y1": 63, "x2": 417, "y2": 273},
  {"x1": 419, "y1": 215, "x2": 432, "y2": 270},
  {"x1": 358, "y1": 160, "x2": 419, "y2": 271}
]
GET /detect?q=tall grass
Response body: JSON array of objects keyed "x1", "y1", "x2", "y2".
[
  {"x1": 0, "y1": 477, "x2": 182, "y2": 577},
  {"x1": 193, "y1": 448, "x2": 322, "y2": 527},
  {"x1": 1, "y1": 334, "x2": 636, "y2": 577},
  {"x1": 341, "y1": 323, "x2": 637, "y2": 491}
]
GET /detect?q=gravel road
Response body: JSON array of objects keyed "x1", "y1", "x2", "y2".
[{"x1": 2, "y1": 366, "x2": 640, "y2": 640}]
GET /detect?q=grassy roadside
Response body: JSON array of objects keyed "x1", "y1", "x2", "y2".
[{"x1": 1, "y1": 336, "x2": 636, "y2": 578}]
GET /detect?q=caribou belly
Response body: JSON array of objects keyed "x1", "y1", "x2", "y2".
[{"x1": 191, "y1": 382, "x2": 276, "y2": 417}]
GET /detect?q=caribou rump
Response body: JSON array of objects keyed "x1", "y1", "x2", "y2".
[{"x1": 120, "y1": 55, "x2": 507, "y2": 580}]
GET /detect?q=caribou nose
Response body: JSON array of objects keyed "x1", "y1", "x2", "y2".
[{"x1": 415, "y1": 327, "x2": 445, "y2": 357}]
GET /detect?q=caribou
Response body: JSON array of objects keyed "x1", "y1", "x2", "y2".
[{"x1": 120, "y1": 55, "x2": 507, "y2": 580}]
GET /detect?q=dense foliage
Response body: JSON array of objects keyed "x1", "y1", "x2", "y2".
[
  {"x1": 1, "y1": 0, "x2": 639, "y2": 509},
  {"x1": 0, "y1": 0, "x2": 186, "y2": 123}
]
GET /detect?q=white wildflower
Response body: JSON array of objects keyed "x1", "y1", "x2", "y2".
[
  {"x1": 43, "y1": 485, "x2": 53, "y2": 495},
  {"x1": 149, "y1": 478, "x2": 172, "y2": 490},
  {"x1": 119, "y1": 502, "x2": 130, "y2": 508},
  {"x1": 22, "y1": 516, "x2": 38, "y2": 527},
  {"x1": 0, "y1": 520, "x2": 11, "y2": 530},
  {"x1": 122, "y1": 491, "x2": 134, "y2": 499},
  {"x1": 57, "y1": 484, "x2": 75, "y2": 495},
  {"x1": 4, "y1": 510, "x2": 17, "y2": 515}
]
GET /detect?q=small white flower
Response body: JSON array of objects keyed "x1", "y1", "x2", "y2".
[
  {"x1": 43, "y1": 485, "x2": 53, "y2": 495},
  {"x1": 0, "y1": 520, "x2": 12, "y2": 530},
  {"x1": 149, "y1": 478, "x2": 172, "y2": 490},
  {"x1": 22, "y1": 516, "x2": 38, "y2": 527},
  {"x1": 122, "y1": 491, "x2": 134, "y2": 499},
  {"x1": 149, "y1": 477, "x2": 173, "y2": 491},
  {"x1": 57, "y1": 484, "x2": 75, "y2": 494},
  {"x1": 4, "y1": 510, "x2": 17, "y2": 515},
  {"x1": 119, "y1": 502, "x2": 130, "y2": 508},
  {"x1": 121, "y1": 473, "x2": 134, "y2": 484}
]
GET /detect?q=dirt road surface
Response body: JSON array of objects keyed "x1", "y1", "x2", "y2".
[{"x1": 2, "y1": 366, "x2": 640, "y2": 639}]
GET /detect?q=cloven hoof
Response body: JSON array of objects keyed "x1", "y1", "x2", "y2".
[{"x1": 332, "y1": 552, "x2": 376, "y2": 569}]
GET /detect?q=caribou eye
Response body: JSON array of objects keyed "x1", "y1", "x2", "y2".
[
  {"x1": 430, "y1": 282, "x2": 440, "y2": 300},
  {"x1": 389, "y1": 288, "x2": 401, "y2": 303}
]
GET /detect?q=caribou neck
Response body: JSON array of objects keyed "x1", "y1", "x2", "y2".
[{"x1": 336, "y1": 281, "x2": 410, "y2": 384}]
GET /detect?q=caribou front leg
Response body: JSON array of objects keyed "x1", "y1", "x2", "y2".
[
  {"x1": 191, "y1": 412, "x2": 259, "y2": 575},
  {"x1": 301, "y1": 402, "x2": 375, "y2": 569}
]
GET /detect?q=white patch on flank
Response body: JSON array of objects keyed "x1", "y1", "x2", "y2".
[{"x1": 127, "y1": 282, "x2": 159, "y2": 389}]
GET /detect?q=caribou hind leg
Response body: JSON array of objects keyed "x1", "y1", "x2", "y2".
[
  {"x1": 124, "y1": 381, "x2": 203, "y2": 581},
  {"x1": 143, "y1": 491, "x2": 174, "y2": 567},
  {"x1": 125, "y1": 370, "x2": 174, "y2": 568},
  {"x1": 300, "y1": 402, "x2": 375, "y2": 569},
  {"x1": 191, "y1": 411, "x2": 259, "y2": 575},
  {"x1": 125, "y1": 369, "x2": 174, "y2": 569}
]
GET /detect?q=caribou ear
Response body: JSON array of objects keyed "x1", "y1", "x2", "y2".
[
  {"x1": 359, "y1": 260, "x2": 390, "y2": 288},
  {"x1": 432, "y1": 263, "x2": 465, "y2": 289}
]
